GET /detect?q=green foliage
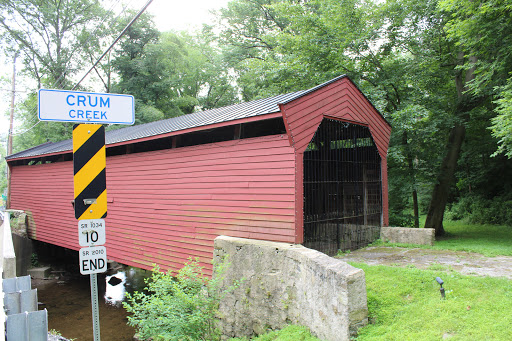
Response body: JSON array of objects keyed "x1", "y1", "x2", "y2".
[
  {"x1": 134, "y1": 101, "x2": 165, "y2": 125},
  {"x1": 30, "y1": 253, "x2": 39, "y2": 267},
  {"x1": 352, "y1": 263, "x2": 512, "y2": 340},
  {"x1": 336, "y1": 249, "x2": 351, "y2": 257},
  {"x1": 388, "y1": 211, "x2": 414, "y2": 227},
  {"x1": 48, "y1": 329, "x2": 61, "y2": 336},
  {"x1": 446, "y1": 195, "x2": 512, "y2": 226},
  {"x1": 123, "y1": 259, "x2": 234, "y2": 341},
  {"x1": 439, "y1": 0, "x2": 512, "y2": 158},
  {"x1": 113, "y1": 27, "x2": 238, "y2": 123},
  {"x1": 0, "y1": 0, "x2": 109, "y2": 88},
  {"x1": 228, "y1": 325, "x2": 320, "y2": 341},
  {"x1": 0, "y1": 150, "x2": 7, "y2": 197},
  {"x1": 491, "y1": 80, "x2": 512, "y2": 158}
]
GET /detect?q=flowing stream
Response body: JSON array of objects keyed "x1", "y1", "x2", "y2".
[{"x1": 34, "y1": 266, "x2": 151, "y2": 341}]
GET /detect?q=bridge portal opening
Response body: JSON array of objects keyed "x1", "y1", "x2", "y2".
[{"x1": 303, "y1": 119, "x2": 382, "y2": 255}]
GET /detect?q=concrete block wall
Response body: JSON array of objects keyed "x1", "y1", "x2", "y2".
[
  {"x1": 380, "y1": 226, "x2": 435, "y2": 246},
  {"x1": 213, "y1": 236, "x2": 368, "y2": 341},
  {"x1": 2, "y1": 212, "x2": 16, "y2": 278}
]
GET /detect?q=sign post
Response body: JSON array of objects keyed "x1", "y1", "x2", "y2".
[
  {"x1": 73, "y1": 125, "x2": 108, "y2": 341},
  {"x1": 79, "y1": 245, "x2": 107, "y2": 341},
  {"x1": 39, "y1": 88, "x2": 134, "y2": 341},
  {"x1": 90, "y1": 273, "x2": 101, "y2": 341}
]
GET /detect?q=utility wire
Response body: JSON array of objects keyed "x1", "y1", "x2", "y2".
[
  {"x1": 53, "y1": 0, "x2": 126, "y2": 90},
  {"x1": 72, "y1": 0, "x2": 154, "y2": 90},
  {"x1": 10, "y1": 120, "x2": 40, "y2": 136},
  {"x1": 18, "y1": 0, "x2": 127, "y2": 113},
  {"x1": 10, "y1": 0, "x2": 127, "y2": 133},
  {"x1": 11, "y1": 0, "x2": 143, "y2": 136}
]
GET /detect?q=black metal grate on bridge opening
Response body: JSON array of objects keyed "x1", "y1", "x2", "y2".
[{"x1": 303, "y1": 119, "x2": 382, "y2": 256}]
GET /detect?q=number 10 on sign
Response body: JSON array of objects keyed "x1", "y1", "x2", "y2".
[{"x1": 79, "y1": 219, "x2": 106, "y2": 247}]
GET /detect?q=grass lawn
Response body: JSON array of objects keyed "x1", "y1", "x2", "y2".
[
  {"x1": 351, "y1": 220, "x2": 512, "y2": 340},
  {"x1": 433, "y1": 220, "x2": 512, "y2": 256},
  {"x1": 373, "y1": 220, "x2": 512, "y2": 257},
  {"x1": 353, "y1": 263, "x2": 512, "y2": 340}
]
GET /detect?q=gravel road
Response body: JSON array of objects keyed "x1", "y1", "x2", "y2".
[{"x1": 337, "y1": 246, "x2": 512, "y2": 279}]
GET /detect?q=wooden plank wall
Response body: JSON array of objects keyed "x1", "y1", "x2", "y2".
[
  {"x1": 281, "y1": 77, "x2": 392, "y2": 228},
  {"x1": 10, "y1": 161, "x2": 74, "y2": 244},
  {"x1": 9, "y1": 134, "x2": 296, "y2": 274}
]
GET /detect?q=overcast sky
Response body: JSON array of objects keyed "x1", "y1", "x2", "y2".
[
  {"x1": 147, "y1": 0, "x2": 230, "y2": 32},
  {"x1": 0, "y1": 0, "x2": 231, "y2": 147}
]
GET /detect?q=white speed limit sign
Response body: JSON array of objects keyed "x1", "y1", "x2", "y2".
[{"x1": 78, "y1": 219, "x2": 106, "y2": 247}]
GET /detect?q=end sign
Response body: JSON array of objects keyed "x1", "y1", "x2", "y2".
[
  {"x1": 79, "y1": 219, "x2": 107, "y2": 275},
  {"x1": 80, "y1": 246, "x2": 107, "y2": 275}
]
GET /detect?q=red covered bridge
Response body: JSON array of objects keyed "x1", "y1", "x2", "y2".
[{"x1": 6, "y1": 75, "x2": 391, "y2": 273}]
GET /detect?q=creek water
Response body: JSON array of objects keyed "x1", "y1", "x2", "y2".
[{"x1": 34, "y1": 266, "x2": 151, "y2": 341}]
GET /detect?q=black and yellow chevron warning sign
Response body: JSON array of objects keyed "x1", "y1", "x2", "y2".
[{"x1": 73, "y1": 124, "x2": 107, "y2": 220}]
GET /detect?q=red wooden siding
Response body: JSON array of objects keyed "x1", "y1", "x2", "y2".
[
  {"x1": 10, "y1": 162, "x2": 75, "y2": 246},
  {"x1": 280, "y1": 77, "x2": 392, "y2": 233},
  {"x1": 8, "y1": 75, "x2": 390, "y2": 271},
  {"x1": 10, "y1": 134, "x2": 296, "y2": 274}
]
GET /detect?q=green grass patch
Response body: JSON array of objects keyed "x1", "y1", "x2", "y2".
[
  {"x1": 376, "y1": 220, "x2": 512, "y2": 257},
  {"x1": 228, "y1": 325, "x2": 321, "y2": 341},
  {"x1": 352, "y1": 263, "x2": 512, "y2": 340},
  {"x1": 433, "y1": 220, "x2": 512, "y2": 256}
]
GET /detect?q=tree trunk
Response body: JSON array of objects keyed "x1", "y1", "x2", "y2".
[
  {"x1": 403, "y1": 131, "x2": 420, "y2": 228},
  {"x1": 425, "y1": 52, "x2": 476, "y2": 236},
  {"x1": 412, "y1": 188, "x2": 419, "y2": 228},
  {"x1": 424, "y1": 124, "x2": 466, "y2": 235}
]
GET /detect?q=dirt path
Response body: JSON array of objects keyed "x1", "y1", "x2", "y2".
[{"x1": 337, "y1": 246, "x2": 512, "y2": 279}]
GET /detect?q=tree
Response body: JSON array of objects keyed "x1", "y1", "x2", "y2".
[
  {"x1": 0, "y1": 0, "x2": 113, "y2": 152},
  {"x1": 211, "y1": 0, "x2": 295, "y2": 101},
  {"x1": 438, "y1": 0, "x2": 512, "y2": 159},
  {"x1": 11, "y1": 93, "x2": 76, "y2": 153},
  {"x1": 492, "y1": 83, "x2": 512, "y2": 158},
  {"x1": 0, "y1": 0, "x2": 108, "y2": 88},
  {"x1": 214, "y1": 0, "x2": 459, "y2": 230},
  {"x1": 112, "y1": 17, "x2": 238, "y2": 124},
  {"x1": 423, "y1": 0, "x2": 512, "y2": 234}
]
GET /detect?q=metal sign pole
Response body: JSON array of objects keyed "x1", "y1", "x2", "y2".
[
  {"x1": 90, "y1": 273, "x2": 101, "y2": 341},
  {"x1": 73, "y1": 125, "x2": 108, "y2": 341},
  {"x1": 38, "y1": 85, "x2": 134, "y2": 341}
]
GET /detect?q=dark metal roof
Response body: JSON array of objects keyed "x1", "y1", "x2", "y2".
[
  {"x1": 6, "y1": 89, "x2": 307, "y2": 160},
  {"x1": 6, "y1": 75, "x2": 362, "y2": 161}
]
